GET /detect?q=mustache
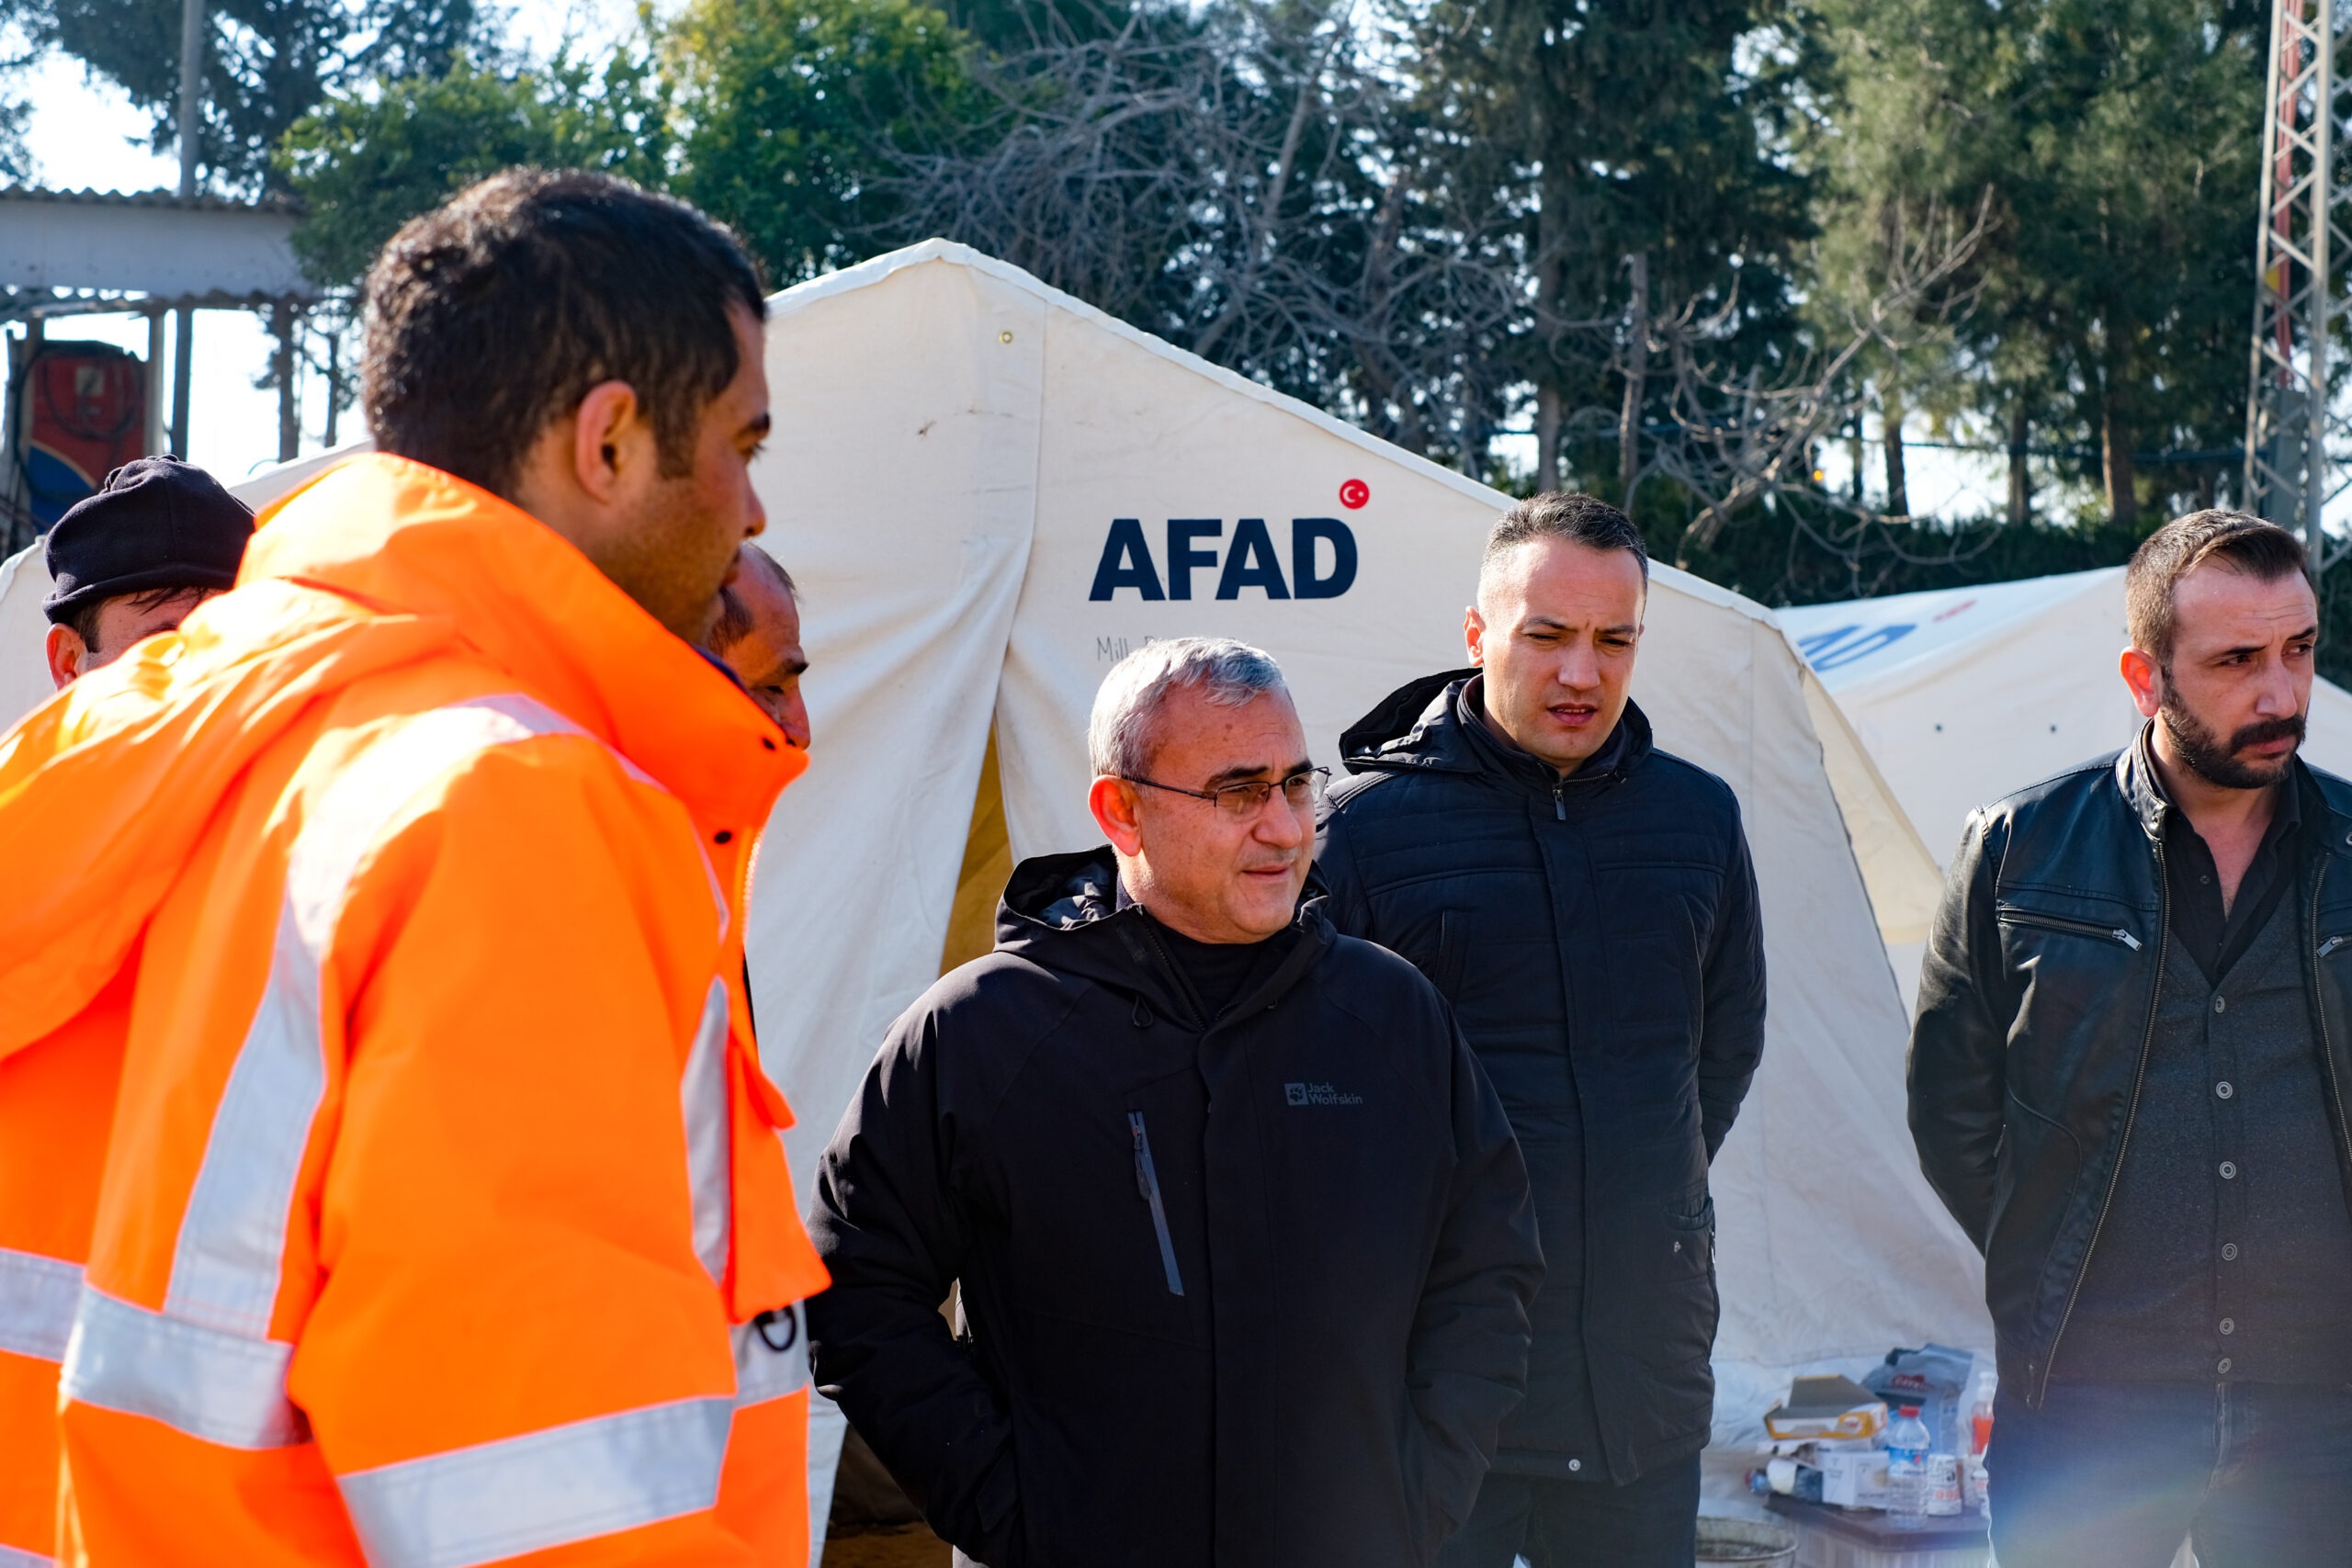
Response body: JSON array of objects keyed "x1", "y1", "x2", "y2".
[{"x1": 2229, "y1": 714, "x2": 2306, "y2": 750}]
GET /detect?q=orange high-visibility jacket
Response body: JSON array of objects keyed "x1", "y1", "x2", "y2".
[{"x1": 0, "y1": 454, "x2": 826, "y2": 1567}]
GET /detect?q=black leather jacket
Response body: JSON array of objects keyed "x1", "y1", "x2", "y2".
[{"x1": 1908, "y1": 729, "x2": 2352, "y2": 1406}]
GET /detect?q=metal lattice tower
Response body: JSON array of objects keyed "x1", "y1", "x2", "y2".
[{"x1": 2246, "y1": 0, "x2": 2352, "y2": 570}]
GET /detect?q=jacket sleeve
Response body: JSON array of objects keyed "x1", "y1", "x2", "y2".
[
  {"x1": 1697, "y1": 803, "x2": 1768, "y2": 1159},
  {"x1": 1908, "y1": 809, "x2": 2011, "y2": 1251},
  {"x1": 805, "y1": 1013, "x2": 1022, "y2": 1564},
  {"x1": 1312, "y1": 796, "x2": 1378, "y2": 939},
  {"x1": 298, "y1": 749, "x2": 763, "y2": 1565},
  {"x1": 1402, "y1": 1023, "x2": 1544, "y2": 1549}
]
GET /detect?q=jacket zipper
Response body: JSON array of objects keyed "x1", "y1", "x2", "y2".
[
  {"x1": 2321, "y1": 934, "x2": 2350, "y2": 959},
  {"x1": 1996, "y1": 908, "x2": 2143, "y2": 951},
  {"x1": 1552, "y1": 779, "x2": 1566, "y2": 820},
  {"x1": 2035, "y1": 836, "x2": 2167, "y2": 1405},
  {"x1": 1128, "y1": 1111, "x2": 1184, "y2": 1297}
]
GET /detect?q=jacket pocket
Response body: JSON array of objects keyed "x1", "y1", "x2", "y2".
[
  {"x1": 1987, "y1": 1088, "x2": 2081, "y2": 1353},
  {"x1": 1996, "y1": 905, "x2": 2143, "y2": 951},
  {"x1": 1128, "y1": 1111, "x2": 1184, "y2": 1296},
  {"x1": 1668, "y1": 1192, "x2": 1716, "y2": 1276},
  {"x1": 1641, "y1": 1193, "x2": 1718, "y2": 1369}
]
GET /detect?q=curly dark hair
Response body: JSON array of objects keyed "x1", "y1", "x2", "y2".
[{"x1": 362, "y1": 169, "x2": 768, "y2": 499}]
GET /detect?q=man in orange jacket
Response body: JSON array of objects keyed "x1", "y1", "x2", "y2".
[
  {"x1": 0, "y1": 458, "x2": 254, "y2": 1567},
  {"x1": 0, "y1": 169, "x2": 827, "y2": 1565}
]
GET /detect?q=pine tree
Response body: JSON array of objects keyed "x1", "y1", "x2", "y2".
[{"x1": 1817, "y1": 0, "x2": 2265, "y2": 524}]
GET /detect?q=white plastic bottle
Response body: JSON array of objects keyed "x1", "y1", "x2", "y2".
[
  {"x1": 1970, "y1": 1369, "x2": 1997, "y2": 1459},
  {"x1": 1967, "y1": 1368, "x2": 1997, "y2": 1518},
  {"x1": 1885, "y1": 1404, "x2": 1932, "y2": 1531}
]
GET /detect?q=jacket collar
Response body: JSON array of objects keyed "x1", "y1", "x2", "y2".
[
  {"x1": 1340, "y1": 667, "x2": 1653, "y2": 795},
  {"x1": 2116, "y1": 725, "x2": 2169, "y2": 841},
  {"x1": 994, "y1": 846, "x2": 1331, "y2": 1025},
  {"x1": 248, "y1": 454, "x2": 798, "y2": 831},
  {"x1": 2118, "y1": 718, "x2": 2352, "y2": 866}
]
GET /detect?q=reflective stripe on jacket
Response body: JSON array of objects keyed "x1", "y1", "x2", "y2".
[
  {"x1": 0, "y1": 454, "x2": 824, "y2": 1566},
  {"x1": 0, "y1": 972, "x2": 128, "y2": 1566}
]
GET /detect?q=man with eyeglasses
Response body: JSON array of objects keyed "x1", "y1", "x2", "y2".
[{"x1": 807, "y1": 636, "x2": 1544, "y2": 1568}]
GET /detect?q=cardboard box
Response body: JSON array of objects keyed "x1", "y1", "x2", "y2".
[
  {"x1": 1764, "y1": 1375, "x2": 1889, "y2": 1442},
  {"x1": 1814, "y1": 1445, "x2": 1891, "y2": 1510}
]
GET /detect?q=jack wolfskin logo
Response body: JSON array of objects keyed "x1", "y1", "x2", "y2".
[{"x1": 1283, "y1": 1081, "x2": 1363, "y2": 1107}]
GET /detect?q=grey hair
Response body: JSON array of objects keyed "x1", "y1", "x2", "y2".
[
  {"x1": 707, "y1": 546, "x2": 797, "y2": 653},
  {"x1": 1088, "y1": 637, "x2": 1289, "y2": 779}
]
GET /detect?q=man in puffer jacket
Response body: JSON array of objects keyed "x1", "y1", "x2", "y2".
[
  {"x1": 1317, "y1": 493, "x2": 1767, "y2": 1568},
  {"x1": 808, "y1": 636, "x2": 1543, "y2": 1568}
]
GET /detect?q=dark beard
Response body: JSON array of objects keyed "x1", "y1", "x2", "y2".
[{"x1": 2159, "y1": 694, "x2": 2305, "y2": 790}]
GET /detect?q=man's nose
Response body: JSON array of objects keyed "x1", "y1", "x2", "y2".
[
  {"x1": 2254, "y1": 652, "x2": 2299, "y2": 716},
  {"x1": 778, "y1": 693, "x2": 811, "y2": 751},
  {"x1": 743, "y1": 476, "x2": 768, "y2": 539},
  {"x1": 1255, "y1": 794, "x2": 1308, "y2": 850},
  {"x1": 1556, "y1": 638, "x2": 1601, "y2": 691}
]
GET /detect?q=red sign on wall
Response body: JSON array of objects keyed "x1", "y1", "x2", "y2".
[{"x1": 19, "y1": 344, "x2": 147, "y2": 532}]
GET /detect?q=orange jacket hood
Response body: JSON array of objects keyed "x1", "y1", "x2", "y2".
[{"x1": 0, "y1": 453, "x2": 802, "y2": 1060}]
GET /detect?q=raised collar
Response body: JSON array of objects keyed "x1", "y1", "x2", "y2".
[{"x1": 248, "y1": 454, "x2": 798, "y2": 831}]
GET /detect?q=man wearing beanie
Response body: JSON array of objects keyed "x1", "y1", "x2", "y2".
[{"x1": 41, "y1": 455, "x2": 253, "y2": 688}]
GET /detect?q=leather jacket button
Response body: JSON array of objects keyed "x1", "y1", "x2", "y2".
[
  {"x1": 2213, "y1": 996, "x2": 2227, "y2": 1014},
  {"x1": 2220, "y1": 1161, "x2": 2238, "y2": 1179},
  {"x1": 2219, "y1": 1318, "x2": 2235, "y2": 1335},
  {"x1": 2216, "y1": 1080, "x2": 2234, "y2": 1100},
  {"x1": 2222, "y1": 1242, "x2": 2239, "y2": 1260},
  {"x1": 2218, "y1": 1357, "x2": 2233, "y2": 1374}
]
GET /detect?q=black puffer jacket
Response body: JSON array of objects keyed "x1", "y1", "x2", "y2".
[
  {"x1": 1317, "y1": 672, "x2": 1767, "y2": 1484},
  {"x1": 806, "y1": 849, "x2": 1544, "y2": 1568},
  {"x1": 1910, "y1": 735, "x2": 2352, "y2": 1407}
]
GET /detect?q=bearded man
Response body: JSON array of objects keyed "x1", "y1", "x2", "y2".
[{"x1": 1911, "y1": 511, "x2": 2352, "y2": 1568}]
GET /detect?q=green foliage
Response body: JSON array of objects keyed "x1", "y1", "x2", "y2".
[
  {"x1": 1416, "y1": 0, "x2": 1818, "y2": 446},
  {"x1": 663, "y1": 0, "x2": 986, "y2": 284},
  {"x1": 251, "y1": 0, "x2": 2322, "y2": 624},
  {"x1": 280, "y1": 48, "x2": 673, "y2": 288},
  {"x1": 1815, "y1": 0, "x2": 2266, "y2": 518}
]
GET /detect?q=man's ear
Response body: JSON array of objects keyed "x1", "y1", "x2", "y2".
[
  {"x1": 1464, "y1": 604, "x2": 1487, "y2": 666},
  {"x1": 1089, "y1": 775, "x2": 1147, "y2": 856},
  {"x1": 570, "y1": 379, "x2": 651, "y2": 504},
  {"x1": 45, "y1": 622, "x2": 85, "y2": 690},
  {"x1": 2120, "y1": 646, "x2": 2163, "y2": 720}
]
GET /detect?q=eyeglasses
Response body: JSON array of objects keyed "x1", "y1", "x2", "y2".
[{"x1": 1126, "y1": 766, "x2": 1330, "y2": 818}]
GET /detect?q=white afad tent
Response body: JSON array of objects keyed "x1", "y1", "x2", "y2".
[
  {"x1": 1781, "y1": 569, "x2": 2352, "y2": 1006},
  {"x1": 2, "y1": 242, "x2": 1992, "y2": 1548},
  {"x1": 0, "y1": 544, "x2": 53, "y2": 726},
  {"x1": 735, "y1": 242, "x2": 1987, "y2": 1530}
]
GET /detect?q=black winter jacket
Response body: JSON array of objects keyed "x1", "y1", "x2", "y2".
[
  {"x1": 1908, "y1": 733, "x2": 2352, "y2": 1407},
  {"x1": 805, "y1": 849, "x2": 1544, "y2": 1568},
  {"x1": 1316, "y1": 673, "x2": 1767, "y2": 1483}
]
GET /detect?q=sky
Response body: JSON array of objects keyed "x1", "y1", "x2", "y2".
[
  {"x1": 11, "y1": 0, "x2": 641, "y2": 483},
  {"x1": 11, "y1": 5, "x2": 2009, "y2": 522}
]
